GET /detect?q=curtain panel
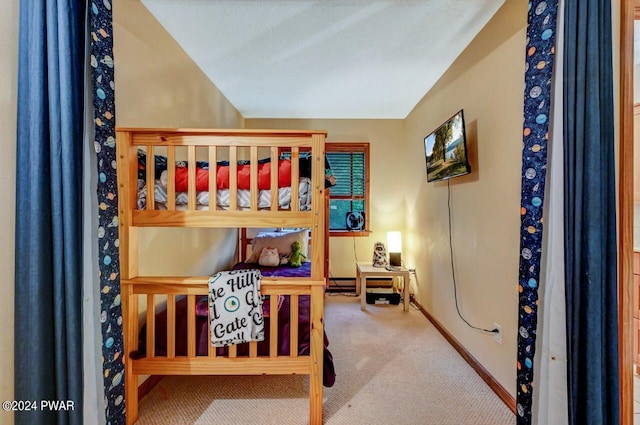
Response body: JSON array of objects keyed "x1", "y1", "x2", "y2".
[
  {"x1": 563, "y1": 0, "x2": 619, "y2": 424},
  {"x1": 531, "y1": 3, "x2": 569, "y2": 424},
  {"x1": 14, "y1": 1, "x2": 87, "y2": 424},
  {"x1": 516, "y1": 1, "x2": 559, "y2": 423},
  {"x1": 88, "y1": 0, "x2": 126, "y2": 423}
]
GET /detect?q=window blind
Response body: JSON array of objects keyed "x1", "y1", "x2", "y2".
[
  {"x1": 326, "y1": 152, "x2": 365, "y2": 198},
  {"x1": 327, "y1": 150, "x2": 366, "y2": 231}
]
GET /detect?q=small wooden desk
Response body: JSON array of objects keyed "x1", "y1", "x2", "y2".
[{"x1": 356, "y1": 262, "x2": 410, "y2": 311}]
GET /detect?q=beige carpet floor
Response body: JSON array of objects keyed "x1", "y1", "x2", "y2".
[{"x1": 136, "y1": 294, "x2": 515, "y2": 424}]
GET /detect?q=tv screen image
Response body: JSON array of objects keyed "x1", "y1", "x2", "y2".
[{"x1": 424, "y1": 110, "x2": 471, "y2": 182}]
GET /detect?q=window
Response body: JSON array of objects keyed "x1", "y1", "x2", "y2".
[{"x1": 326, "y1": 143, "x2": 370, "y2": 236}]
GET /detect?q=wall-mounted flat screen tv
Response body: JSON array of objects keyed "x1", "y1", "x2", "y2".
[{"x1": 424, "y1": 109, "x2": 471, "y2": 182}]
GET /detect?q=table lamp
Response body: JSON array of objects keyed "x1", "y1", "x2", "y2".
[{"x1": 387, "y1": 231, "x2": 402, "y2": 267}]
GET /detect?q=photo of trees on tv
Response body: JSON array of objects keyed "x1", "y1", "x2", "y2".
[{"x1": 424, "y1": 111, "x2": 470, "y2": 182}]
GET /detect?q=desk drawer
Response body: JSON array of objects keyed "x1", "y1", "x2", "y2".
[{"x1": 634, "y1": 252, "x2": 640, "y2": 275}]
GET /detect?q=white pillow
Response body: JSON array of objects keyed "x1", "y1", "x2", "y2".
[{"x1": 246, "y1": 229, "x2": 309, "y2": 264}]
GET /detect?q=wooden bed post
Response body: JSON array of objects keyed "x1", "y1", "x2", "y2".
[
  {"x1": 120, "y1": 278, "x2": 138, "y2": 425},
  {"x1": 309, "y1": 133, "x2": 326, "y2": 424},
  {"x1": 116, "y1": 130, "x2": 141, "y2": 425},
  {"x1": 324, "y1": 189, "x2": 330, "y2": 287},
  {"x1": 310, "y1": 132, "x2": 326, "y2": 283},
  {"x1": 309, "y1": 284, "x2": 325, "y2": 424}
]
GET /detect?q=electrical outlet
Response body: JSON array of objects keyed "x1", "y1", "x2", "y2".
[{"x1": 493, "y1": 323, "x2": 502, "y2": 345}]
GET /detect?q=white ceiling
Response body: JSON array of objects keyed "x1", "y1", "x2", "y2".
[{"x1": 142, "y1": 0, "x2": 505, "y2": 119}]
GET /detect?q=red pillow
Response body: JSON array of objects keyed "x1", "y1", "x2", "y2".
[
  {"x1": 277, "y1": 159, "x2": 292, "y2": 188},
  {"x1": 172, "y1": 159, "x2": 293, "y2": 192},
  {"x1": 216, "y1": 164, "x2": 228, "y2": 189},
  {"x1": 174, "y1": 167, "x2": 210, "y2": 192}
]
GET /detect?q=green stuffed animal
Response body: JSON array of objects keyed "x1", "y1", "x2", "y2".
[{"x1": 288, "y1": 240, "x2": 307, "y2": 267}]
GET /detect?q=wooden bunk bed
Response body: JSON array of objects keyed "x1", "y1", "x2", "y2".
[{"x1": 115, "y1": 128, "x2": 330, "y2": 425}]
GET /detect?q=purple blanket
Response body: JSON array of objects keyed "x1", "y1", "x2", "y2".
[
  {"x1": 232, "y1": 260, "x2": 312, "y2": 277},
  {"x1": 133, "y1": 262, "x2": 335, "y2": 387}
]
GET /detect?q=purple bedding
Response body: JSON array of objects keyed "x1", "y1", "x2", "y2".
[
  {"x1": 232, "y1": 260, "x2": 312, "y2": 277},
  {"x1": 132, "y1": 262, "x2": 335, "y2": 387}
]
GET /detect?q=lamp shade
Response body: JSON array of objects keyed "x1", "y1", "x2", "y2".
[
  {"x1": 387, "y1": 231, "x2": 402, "y2": 253},
  {"x1": 387, "y1": 232, "x2": 402, "y2": 267}
]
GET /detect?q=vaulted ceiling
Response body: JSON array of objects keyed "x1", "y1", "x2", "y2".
[{"x1": 142, "y1": 0, "x2": 506, "y2": 119}]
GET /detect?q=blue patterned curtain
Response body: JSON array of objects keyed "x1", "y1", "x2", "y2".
[
  {"x1": 89, "y1": 1, "x2": 125, "y2": 423},
  {"x1": 563, "y1": 0, "x2": 618, "y2": 424},
  {"x1": 14, "y1": 1, "x2": 86, "y2": 424},
  {"x1": 516, "y1": 1, "x2": 558, "y2": 423}
]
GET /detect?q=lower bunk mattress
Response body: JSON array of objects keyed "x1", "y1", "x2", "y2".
[{"x1": 132, "y1": 262, "x2": 336, "y2": 387}]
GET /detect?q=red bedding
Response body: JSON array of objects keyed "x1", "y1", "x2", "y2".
[
  {"x1": 138, "y1": 151, "x2": 338, "y2": 192},
  {"x1": 174, "y1": 159, "x2": 294, "y2": 192}
]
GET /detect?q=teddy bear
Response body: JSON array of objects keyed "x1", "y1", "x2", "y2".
[
  {"x1": 258, "y1": 247, "x2": 280, "y2": 267},
  {"x1": 288, "y1": 240, "x2": 307, "y2": 267}
]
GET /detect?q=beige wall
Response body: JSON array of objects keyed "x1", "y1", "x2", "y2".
[
  {"x1": 114, "y1": 0, "x2": 244, "y2": 130},
  {"x1": 246, "y1": 119, "x2": 405, "y2": 277},
  {"x1": 1, "y1": 1, "x2": 19, "y2": 423},
  {"x1": 113, "y1": 0, "x2": 245, "y2": 275},
  {"x1": 402, "y1": 1, "x2": 527, "y2": 396},
  {"x1": 247, "y1": 5, "x2": 528, "y2": 398}
]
